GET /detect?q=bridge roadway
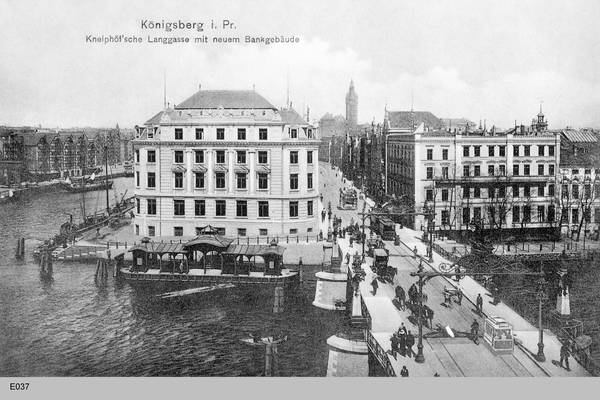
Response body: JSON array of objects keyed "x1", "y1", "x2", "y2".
[{"x1": 318, "y1": 161, "x2": 591, "y2": 377}]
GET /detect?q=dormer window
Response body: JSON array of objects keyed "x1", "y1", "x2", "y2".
[
  {"x1": 290, "y1": 128, "x2": 298, "y2": 139},
  {"x1": 175, "y1": 128, "x2": 183, "y2": 140},
  {"x1": 307, "y1": 129, "x2": 313, "y2": 138},
  {"x1": 148, "y1": 129, "x2": 154, "y2": 139}
]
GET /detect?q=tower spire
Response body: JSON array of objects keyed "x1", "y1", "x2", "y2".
[{"x1": 163, "y1": 69, "x2": 167, "y2": 110}]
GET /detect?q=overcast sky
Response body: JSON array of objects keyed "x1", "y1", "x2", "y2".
[{"x1": 1, "y1": 0, "x2": 599, "y2": 130}]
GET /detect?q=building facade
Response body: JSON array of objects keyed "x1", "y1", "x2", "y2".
[{"x1": 132, "y1": 90, "x2": 321, "y2": 239}]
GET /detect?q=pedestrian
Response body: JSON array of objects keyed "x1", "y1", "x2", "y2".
[
  {"x1": 371, "y1": 276, "x2": 379, "y2": 295},
  {"x1": 470, "y1": 319, "x2": 480, "y2": 341},
  {"x1": 350, "y1": 237, "x2": 354, "y2": 247},
  {"x1": 400, "y1": 366, "x2": 409, "y2": 377},
  {"x1": 560, "y1": 340, "x2": 571, "y2": 371},
  {"x1": 406, "y1": 331, "x2": 415, "y2": 358},
  {"x1": 398, "y1": 322, "x2": 407, "y2": 338},
  {"x1": 390, "y1": 333, "x2": 399, "y2": 360},
  {"x1": 427, "y1": 306, "x2": 434, "y2": 329},
  {"x1": 456, "y1": 288, "x2": 463, "y2": 306},
  {"x1": 491, "y1": 284, "x2": 500, "y2": 305},
  {"x1": 476, "y1": 293, "x2": 483, "y2": 313},
  {"x1": 395, "y1": 285, "x2": 406, "y2": 311}
]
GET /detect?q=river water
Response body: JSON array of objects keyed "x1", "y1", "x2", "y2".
[{"x1": 0, "y1": 178, "x2": 348, "y2": 377}]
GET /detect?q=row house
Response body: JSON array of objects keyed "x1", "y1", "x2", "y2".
[{"x1": 132, "y1": 89, "x2": 321, "y2": 238}]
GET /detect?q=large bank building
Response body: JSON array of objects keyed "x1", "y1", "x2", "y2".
[{"x1": 132, "y1": 89, "x2": 320, "y2": 238}]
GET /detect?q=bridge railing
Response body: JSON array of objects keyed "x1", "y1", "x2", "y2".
[{"x1": 359, "y1": 296, "x2": 397, "y2": 377}]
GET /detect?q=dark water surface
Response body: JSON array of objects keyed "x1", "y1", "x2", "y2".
[{"x1": 0, "y1": 178, "x2": 347, "y2": 376}]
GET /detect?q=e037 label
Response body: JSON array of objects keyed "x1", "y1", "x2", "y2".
[{"x1": 9, "y1": 383, "x2": 29, "y2": 390}]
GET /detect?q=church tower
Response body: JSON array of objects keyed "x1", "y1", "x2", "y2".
[{"x1": 345, "y1": 79, "x2": 358, "y2": 128}]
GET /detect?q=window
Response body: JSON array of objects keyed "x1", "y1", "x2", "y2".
[
  {"x1": 195, "y1": 173, "x2": 205, "y2": 189},
  {"x1": 135, "y1": 150, "x2": 140, "y2": 163},
  {"x1": 473, "y1": 207, "x2": 481, "y2": 221},
  {"x1": 538, "y1": 184, "x2": 545, "y2": 197},
  {"x1": 513, "y1": 165, "x2": 519, "y2": 176},
  {"x1": 572, "y1": 209, "x2": 579, "y2": 223},
  {"x1": 499, "y1": 187, "x2": 506, "y2": 198},
  {"x1": 499, "y1": 146, "x2": 506, "y2": 157},
  {"x1": 463, "y1": 186, "x2": 470, "y2": 198},
  {"x1": 474, "y1": 187, "x2": 480, "y2": 198},
  {"x1": 290, "y1": 229, "x2": 298, "y2": 234},
  {"x1": 237, "y1": 150, "x2": 246, "y2": 164},
  {"x1": 562, "y1": 184, "x2": 569, "y2": 198},
  {"x1": 474, "y1": 166, "x2": 480, "y2": 177},
  {"x1": 237, "y1": 128, "x2": 246, "y2": 140},
  {"x1": 147, "y1": 199, "x2": 156, "y2": 215},
  {"x1": 174, "y1": 200, "x2": 185, "y2": 216},
  {"x1": 488, "y1": 146, "x2": 495, "y2": 157},
  {"x1": 474, "y1": 147, "x2": 481, "y2": 157},
  {"x1": 538, "y1": 206, "x2": 545, "y2": 222},
  {"x1": 174, "y1": 172, "x2": 183, "y2": 188},
  {"x1": 289, "y1": 201, "x2": 298, "y2": 217},
  {"x1": 442, "y1": 149, "x2": 448, "y2": 160},
  {"x1": 439, "y1": 189, "x2": 448, "y2": 202},
  {"x1": 307, "y1": 129, "x2": 313, "y2": 139},
  {"x1": 426, "y1": 149, "x2": 433, "y2": 160},
  {"x1": 258, "y1": 174, "x2": 268, "y2": 189},
  {"x1": 513, "y1": 145, "x2": 520, "y2": 156},
  {"x1": 463, "y1": 165, "x2": 470, "y2": 177},
  {"x1": 259, "y1": 229, "x2": 268, "y2": 236},
  {"x1": 538, "y1": 145, "x2": 544, "y2": 156},
  {"x1": 524, "y1": 146, "x2": 530, "y2": 156},
  {"x1": 174, "y1": 227, "x2": 183, "y2": 236},
  {"x1": 195, "y1": 128, "x2": 203, "y2": 140},
  {"x1": 217, "y1": 128, "x2": 225, "y2": 140},
  {"x1": 195, "y1": 150, "x2": 204, "y2": 164},
  {"x1": 442, "y1": 167, "x2": 449, "y2": 179},
  {"x1": 308, "y1": 200, "x2": 314, "y2": 216},
  {"x1": 174, "y1": 151, "x2": 184, "y2": 163},
  {"x1": 585, "y1": 184, "x2": 591, "y2": 198},
  {"x1": 135, "y1": 224, "x2": 139, "y2": 235},
  {"x1": 488, "y1": 165, "x2": 495, "y2": 176},
  {"x1": 585, "y1": 168, "x2": 592, "y2": 175},
  {"x1": 499, "y1": 165, "x2": 506, "y2": 175},
  {"x1": 572, "y1": 168, "x2": 580, "y2": 175},
  {"x1": 236, "y1": 200, "x2": 247, "y2": 217},
  {"x1": 237, "y1": 173, "x2": 247, "y2": 189},
  {"x1": 290, "y1": 174, "x2": 299, "y2": 190},
  {"x1": 549, "y1": 164, "x2": 555, "y2": 175},
  {"x1": 524, "y1": 186, "x2": 530, "y2": 197},
  {"x1": 195, "y1": 200, "x2": 205, "y2": 216},
  {"x1": 259, "y1": 129, "x2": 268, "y2": 140},
  {"x1": 513, "y1": 185, "x2": 519, "y2": 197},
  {"x1": 136, "y1": 172, "x2": 140, "y2": 186},
  {"x1": 238, "y1": 228, "x2": 247, "y2": 237},
  {"x1": 307, "y1": 151, "x2": 313, "y2": 164},
  {"x1": 426, "y1": 167, "x2": 433, "y2": 179},
  {"x1": 175, "y1": 128, "x2": 183, "y2": 140},
  {"x1": 548, "y1": 205, "x2": 556, "y2": 222},
  {"x1": 136, "y1": 198, "x2": 140, "y2": 214},
  {"x1": 258, "y1": 151, "x2": 268, "y2": 164},
  {"x1": 523, "y1": 205, "x2": 531, "y2": 223},
  {"x1": 426, "y1": 189, "x2": 433, "y2": 201},
  {"x1": 291, "y1": 128, "x2": 298, "y2": 139},
  {"x1": 549, "y1": 184, "x2": 555, "y2": 197},
  {"x1": 572, "y1": 185, "x2": 579, "y2": 199},
  {"x1": 308, "y1": 173, "x2": 313, "y2": 189},
  {"x1": 549, "y1": 146, "x2": 555, "y2": 156},
  {"x1": 216, "y1": 150, "x2": 225, "y2": 164},
  {"x1": 463, "y1": 146, "x2": 470, "y2": 157},
  {"x1": 258, "y1": 201, "x2": 269, "y2": 217},
  {"x1": 215, "y1": 200, "x2": 226, "y2": 216},
  {"x1": 441, "y1": 210, "x2": 450, "y2": 225},
  {"x1": 462, "y1": 208, "x2": 470, "y2": 225},
  {"x1": 147, "y1": 172, "x2": 156, "y2": 188},
  {"x1": 524, "y1": 164, "x2": 530, "y2": 176},
  {"x1": 147, "y1": 150, "x2": 156, "y2": 163},
  {"x1": 290, "y1": 151, "x2": 298, "y2": 164},
  {"x1": 513, "y1": 205, "x2": 520, "y2": 223},
  {"x1": 148, "y1": 226, "x2": 155, "y2": 236},
  {"x1": 215, "y1": 172, "x2": 226, "y2": 189},
  {"x1": 538, "y1": 164, "x2": 544, "y2": 175}
]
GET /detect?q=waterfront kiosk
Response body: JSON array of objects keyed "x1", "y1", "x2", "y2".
[{"x1": 483, "y1": 316, "x2": 514, "y2": 354}]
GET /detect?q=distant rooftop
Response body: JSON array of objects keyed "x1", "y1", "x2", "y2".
[
  {"x1": 280, "y1": 107, "x2": 307, "y2": 125},
  {"x1": 387, "y1": 111, "x2": 444, "y2": 130},
  {"x1": 175, "y1": 90, "x2": 277, "y2": 110}
]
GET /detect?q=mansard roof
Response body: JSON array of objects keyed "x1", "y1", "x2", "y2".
[
  {"x1": 387, "y1": 111, "x2": 444, "y2": 130},
  {"x1": 280, "y1": 107, "x2": 307, "y2": 125},
  {"x1": 175, "y1": 90, "x2": 277, "y2": 110}
]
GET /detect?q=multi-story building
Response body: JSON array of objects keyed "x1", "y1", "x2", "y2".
[
  {"x1": 132, "y1": 89, "x2": 320, "y2": 238},
  {"x1": 386, "y1": 110, "x2": 562, "y2": 240}
]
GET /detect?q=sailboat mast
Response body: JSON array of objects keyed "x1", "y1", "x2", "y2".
[{"x1": 105, "y1": 144, "x2": 110, "y2": 215}]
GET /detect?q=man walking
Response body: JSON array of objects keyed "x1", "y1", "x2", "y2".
[
  {"x1": 456, "y1": 288, "x2": 463, "y2": 306},
  {"x1": 389, "y1": 333, "x2": 399, "y2": 360},
  {"x1": 471, "y1": 319, "x2": 480, "y2": 344},
  {"x1": 406, "y1": 331, "x2": 415, "y2": 358},
  {"x1": 371, "y1": 276, "x2": 379, "y2": 296},
  {"x1": 476, "y1": 294, "x2": 483, "y2": 313},
  {"x1": 400, "y1": 366, "x2": 409, "y2": 377},
  {"x1": 560, "y1": 340, "x2": 571, "y2": 371}
]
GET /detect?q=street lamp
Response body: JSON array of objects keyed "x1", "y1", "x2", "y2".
[
  {"x1": 414, "y1": 261, "x2": 426, "y2": 363},
  {"x1": 535, "y1": 261, "x2": 547, "y2": 362}
]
